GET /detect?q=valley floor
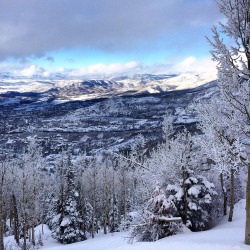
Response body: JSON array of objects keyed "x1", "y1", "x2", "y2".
[{"x1": 10, "y1": 199, "x2": 247, "y2": 250}]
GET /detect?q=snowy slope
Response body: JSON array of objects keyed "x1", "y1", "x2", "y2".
[{"x1": 15, "y1": 199, "x2": 246, "y2": 250}]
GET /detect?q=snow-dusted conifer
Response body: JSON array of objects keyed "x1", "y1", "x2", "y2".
[
  {"x1": 131, "y1": 183, "x2": 181, "y2": 242},
  {"x1": 167, "y1": 175, "x2": 217, "y2": 231},
  {"x1": 82, "y1": 200, "x2": 94, "y2": 237},
  {"x1": 52, "y1": 154, "x2": 85, "y2": 244},
  {"x1": 109, "y1": 195, "x2": 119, "y2": 233}
]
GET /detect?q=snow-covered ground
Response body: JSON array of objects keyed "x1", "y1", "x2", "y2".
[{"x1": 7, "y1": 199, "x2": 246, "y2": 250}]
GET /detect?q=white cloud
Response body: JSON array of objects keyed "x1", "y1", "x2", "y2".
[
  {"x1": 171, "y1": 56, "x2": 217, "y2": 74},
  {"x1": 1, "y1": 56, "x2": 217, "y2": 78},
  {"x1": 11, "y1": 65, "x2": 49, "y2": 77},
  {"x1": 180, "y1": 56, "x2": 197, "y2": 67},
  {"x1": 69, "y1": 61, "x2": 142, "y2": 77},
  {"x1": 18, "y1": 65, "x2": 41, "y2": 77}
]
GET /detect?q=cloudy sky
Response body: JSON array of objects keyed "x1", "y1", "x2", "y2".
[{"x1": 0, "y1": 0, "x2": 222, "y2": 77}]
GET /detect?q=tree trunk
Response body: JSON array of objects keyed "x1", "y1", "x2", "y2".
[
  {"x1": 111, "y1": 197, "x2": 115, "y2": 233},
  {"x1": 9, "y1": 207, "x2": 13, "y2": 229},
  {"x1": 31, "y1": 224, "x2": 35, "y2": 246},
  {"x1": 123, "y1": 176, "x2": 126, "y2": 221},
  {"x1": 110, "y1": 168, "x2": 116, "y2": 233},
  {"x1": 220, "y1": 173, "x2": 227, "y2": 216},
  {"x1": 228, "y1": 168, "x2": 235, "y2": 222},
  {"x1": 0, "y1": 187, "x2": 4, "y2": 250},
  {"x1": 28, "y1": 228, "x2": 31, "y2": 242},
  {"x1": 244, "y1": 9, "x2": 250, "y2": 244},
  {"x1": 81, "y1": 201, "x2": 86, "y2": 237},
  {"x1": 104, "y1": 166, "x2": 110, "y2": 235},
  {"x1": 245, "y1": 163, "x2": 250, "y2": 244},
  {"x1": 103, "y1": 216, "x2": 107, "y2": 235},
  {"x1": 91, "y1": 167, "x2": 96, "y2": 238},
  {"x1": 0, "y1": 164, "x2": 5, "y2": 250},
  {"x1": 23, "y1": 211, "x2": 28, "y2": 250},
  {"x1": 220, "y1": 173, "x2": 227, "y2": 215},
  {"x1": 183, "y1": 186, "x2": 188, "y2": 225},
  {"x1": 31, "y1": 186, "x2": 36, "y2": 246},
  {"x1": 182, "y1": 169, "x2": 188, "y2": 225},
  {"x1": 103, "y1": 190, "x2": 108, "y2": 235},
  {"x1": 12, "y1": 194, "x2": 20, "y2": 245},
  {"x1": 78, "y1": 186, "x2": 86, "y2": 237}
]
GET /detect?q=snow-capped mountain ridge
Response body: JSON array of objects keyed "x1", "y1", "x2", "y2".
[{"x1": 0, "y1": 72, "x2": 217, "y2": 100}]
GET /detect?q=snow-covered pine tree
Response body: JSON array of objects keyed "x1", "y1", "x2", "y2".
[
  {"x1": 109, "y1": 195, "x2": 119, "y2": 233},
  {"x1": 131, "y1": 183, "x2": 181, "y2": 242},
  {"x1": 166, "y1": 130, "x2": 217, "y2": 231},
  {"x1": 52, "y1": 154, "x2": 85, "y2": 244},
  {"x1": 167, "y1": 175, "x2": 217, "y2": 231},
  {"x1": 73, "y1": 155, "x2": 93, "y2": 238},
  {"x1": 49, "y1": 157, "x2": 66, "y2": 240},
  {"x1": 82, "y1": 200, "x2": 94, "y2": 237},
  {"x1": 45, "y1": 192, "x2": 58, "y2": 229}
]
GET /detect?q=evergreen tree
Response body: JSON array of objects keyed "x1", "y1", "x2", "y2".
[
  {"x1": 82, "y1": 200, "x2": 94, "y2": 237},
  {"x1": 167, "y1": 175, "x2": 217, "y2": 231},
  {"x1": 109, "y1": 196, "x2": 119, "y2": 233},
  {"x1": 131, "y1": 183, "x2": 181, "y2": 242},
  {"x1": 52, "y1": 155, "x2": 85, "y2": 244}
]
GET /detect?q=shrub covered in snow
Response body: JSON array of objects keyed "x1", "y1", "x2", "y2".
[
  {"x1": 130, "y1": 184, "x2": 182, "y2": 242},
  {"x1": 167, "y1": 175, "x2": 217, "y2": 231}
]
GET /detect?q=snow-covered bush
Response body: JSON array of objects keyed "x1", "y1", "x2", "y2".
[
  {"x1": 119, "y1": 212, "x2": 134, "y2": 232},
  {"x1": 167, "y1": 175, "x2": 217, "y2": 231},
  {"x1": 4, "y1": 235, "x2": 44, "y2": 250},
  {"x1": 130, "y1": 184, "x2": 182, "y2": 242}
]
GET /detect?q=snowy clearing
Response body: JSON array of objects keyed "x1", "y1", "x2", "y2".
[{"x1": 26, "y1": 199, "x2": 247, "y2": 250}]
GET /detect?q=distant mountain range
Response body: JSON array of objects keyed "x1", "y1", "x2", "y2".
[
  {"x1": 0, "y1": 72, "x2": 217, "y2": 102},
  {"x1": 0, "y1": 72, "x2": 218, "y2": 166}
]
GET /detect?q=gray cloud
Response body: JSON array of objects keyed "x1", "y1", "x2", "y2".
[
  {"x1": 46, "y1": 56, "x2": 54, "y2": 63},
  {"x1": 0, "y1": 0, "x2": 221, "y2": 59}
]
